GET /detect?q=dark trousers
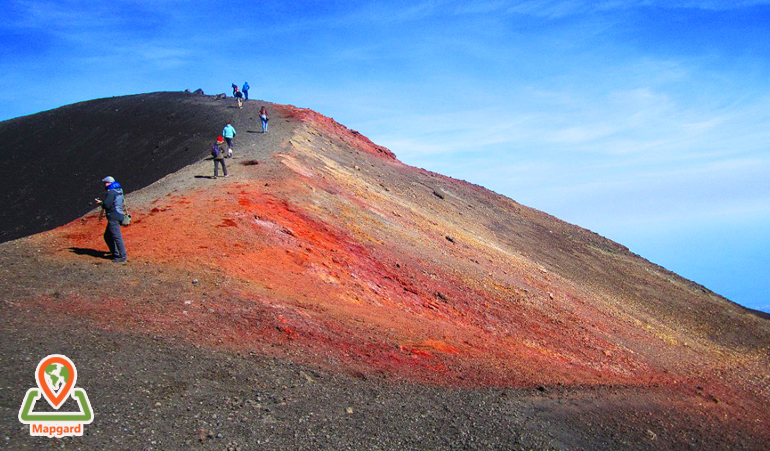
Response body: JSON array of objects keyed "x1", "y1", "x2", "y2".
[
  {"x1": 244, "y1": 90, "x2": 248, "y2": 100},
  {"x1": 225, "y1": 137, "x2": 233, "y2": 149},
  {"x1": 104, "y1": 219, "x2": 127, "y2": 259},
  {"x1": 214, "y1": 158, "x2": 228, "y2": 177}
]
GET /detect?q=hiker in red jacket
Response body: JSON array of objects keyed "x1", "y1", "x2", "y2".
[{"x1": 212, "y1": 136, "x2": 228, "y2": 178}]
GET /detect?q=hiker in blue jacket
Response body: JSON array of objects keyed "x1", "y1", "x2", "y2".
[
  {"x1": 222, "y1": 121, "x2": 236, "y2": 158},
  {"x1": 94, "y1": 176, "x2": 128, "y2": 262},
  {"x1": 242, "y1": 82, "x2": 250, "y2": 101}
]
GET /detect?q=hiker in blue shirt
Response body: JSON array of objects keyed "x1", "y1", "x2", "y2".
[
  {"x1": 222, "y1": 121, "x2": 236, "y2": 158},
  {"x1": 94, "y1": 176, "x2": 128, "y2": 262},
  {"x1": 242, "y1": 82, "x2": 250, "y2": 101}
]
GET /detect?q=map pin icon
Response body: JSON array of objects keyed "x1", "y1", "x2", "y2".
[{"x1": 35, "y1": 354, "x2": 77, "y2": 409}]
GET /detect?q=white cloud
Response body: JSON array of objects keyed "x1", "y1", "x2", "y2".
[{"x1": 549, "y1": 124, "x2": 618, "y2": 144}]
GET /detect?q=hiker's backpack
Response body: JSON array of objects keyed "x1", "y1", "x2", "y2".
[
  {"x1": 211, "y1": 144, "x2": 221, "y2": 157},
  {"x1": 118, "y1": 193, "x2": 131, "y2": 226}
]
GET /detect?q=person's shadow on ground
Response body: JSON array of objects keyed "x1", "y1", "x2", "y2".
[{"x1": 68, "y1": 248, "x2": 110, "y2": 259}]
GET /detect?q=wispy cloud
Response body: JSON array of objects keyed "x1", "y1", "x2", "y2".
[{"x1": 441, "y1": 0, "x2": 770, "y2": 20}]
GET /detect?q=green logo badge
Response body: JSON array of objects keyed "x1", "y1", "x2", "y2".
[{"x1": 18, "y1": 354, "x2": 94, "y2": 437}]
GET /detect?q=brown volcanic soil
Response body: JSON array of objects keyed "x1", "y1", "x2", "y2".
[{"x1": 1, "y1": 92, "x2": 769, "y2": 449}]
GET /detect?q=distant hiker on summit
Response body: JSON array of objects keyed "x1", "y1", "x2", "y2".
[
  {"x1": 234, "y1": 87, "x2": 244, "y2": 109},
  {"x1": 231, "y1": 83, "x2": 238, "y2": 97},
  {"x1": 259, "y1": 106, "x2": 269, "y2": 133},
  {"x1": 94, "y1": 176, "x2": 128, "y2": 263},
  {"x1": 242, "y1": 82, "x2": 250, "y2": 101},
  {"x1": 222, "y1": 121, "x2": 236, "y2": 157},
  {"x1": 212, "y1": 136, "x2": 228, "y2": 178}
]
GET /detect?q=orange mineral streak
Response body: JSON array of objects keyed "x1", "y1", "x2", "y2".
[{"x1": 51, "y1": 180, "x2": 672, "y2": 388}]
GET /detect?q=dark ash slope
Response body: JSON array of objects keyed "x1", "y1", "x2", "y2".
[{"x1": 0, "y1": 91, "x2": 229, "y2": 242}]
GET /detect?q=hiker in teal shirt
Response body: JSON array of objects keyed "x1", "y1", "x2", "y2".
[{"x1": 222, "y1": 121, "x2": 236, "y2": 158}]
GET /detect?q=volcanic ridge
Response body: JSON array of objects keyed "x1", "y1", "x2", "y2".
[{"x1": 0, "y1": 91, "x2": 768, "y2": 449}]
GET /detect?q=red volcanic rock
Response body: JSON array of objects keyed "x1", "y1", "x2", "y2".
[
  {"x1": 282, "y1": 104, "x2": 398, "y2": 160},
  {"x1": 1, "y1": 92, "x2": 768, "y2": 448}
]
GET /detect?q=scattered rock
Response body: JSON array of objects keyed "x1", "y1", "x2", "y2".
[
  {"x1": 432, "y1": 189, "x2": 445, "y2": 200},
  {"x1": 199, "y1": 428, "x2": 213, "y2": 441},
  {"x1": 192, "y1": 279, "x2": 199, "y2": 285},
  {"x1": 300, "y1": 371, "x2": 315, "y2": 383},
  {"x1": 445, "y1": 236, "x2": 455, "y2": 244},
  {"x1": 346, "y1": 407, "x2": 354, "y2": 414}
]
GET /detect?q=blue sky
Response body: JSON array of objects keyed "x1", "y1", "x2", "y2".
[{"x1": 1, "y1": 0, "x2": 768, "y2": 313}]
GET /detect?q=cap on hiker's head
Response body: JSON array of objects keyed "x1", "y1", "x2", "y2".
[
  {"x1": 216, "y1": 136, "x2": 224, "y2": 143},
  {"x1": 102, "y1": 176, "x2": 115, "y2": 183}
]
